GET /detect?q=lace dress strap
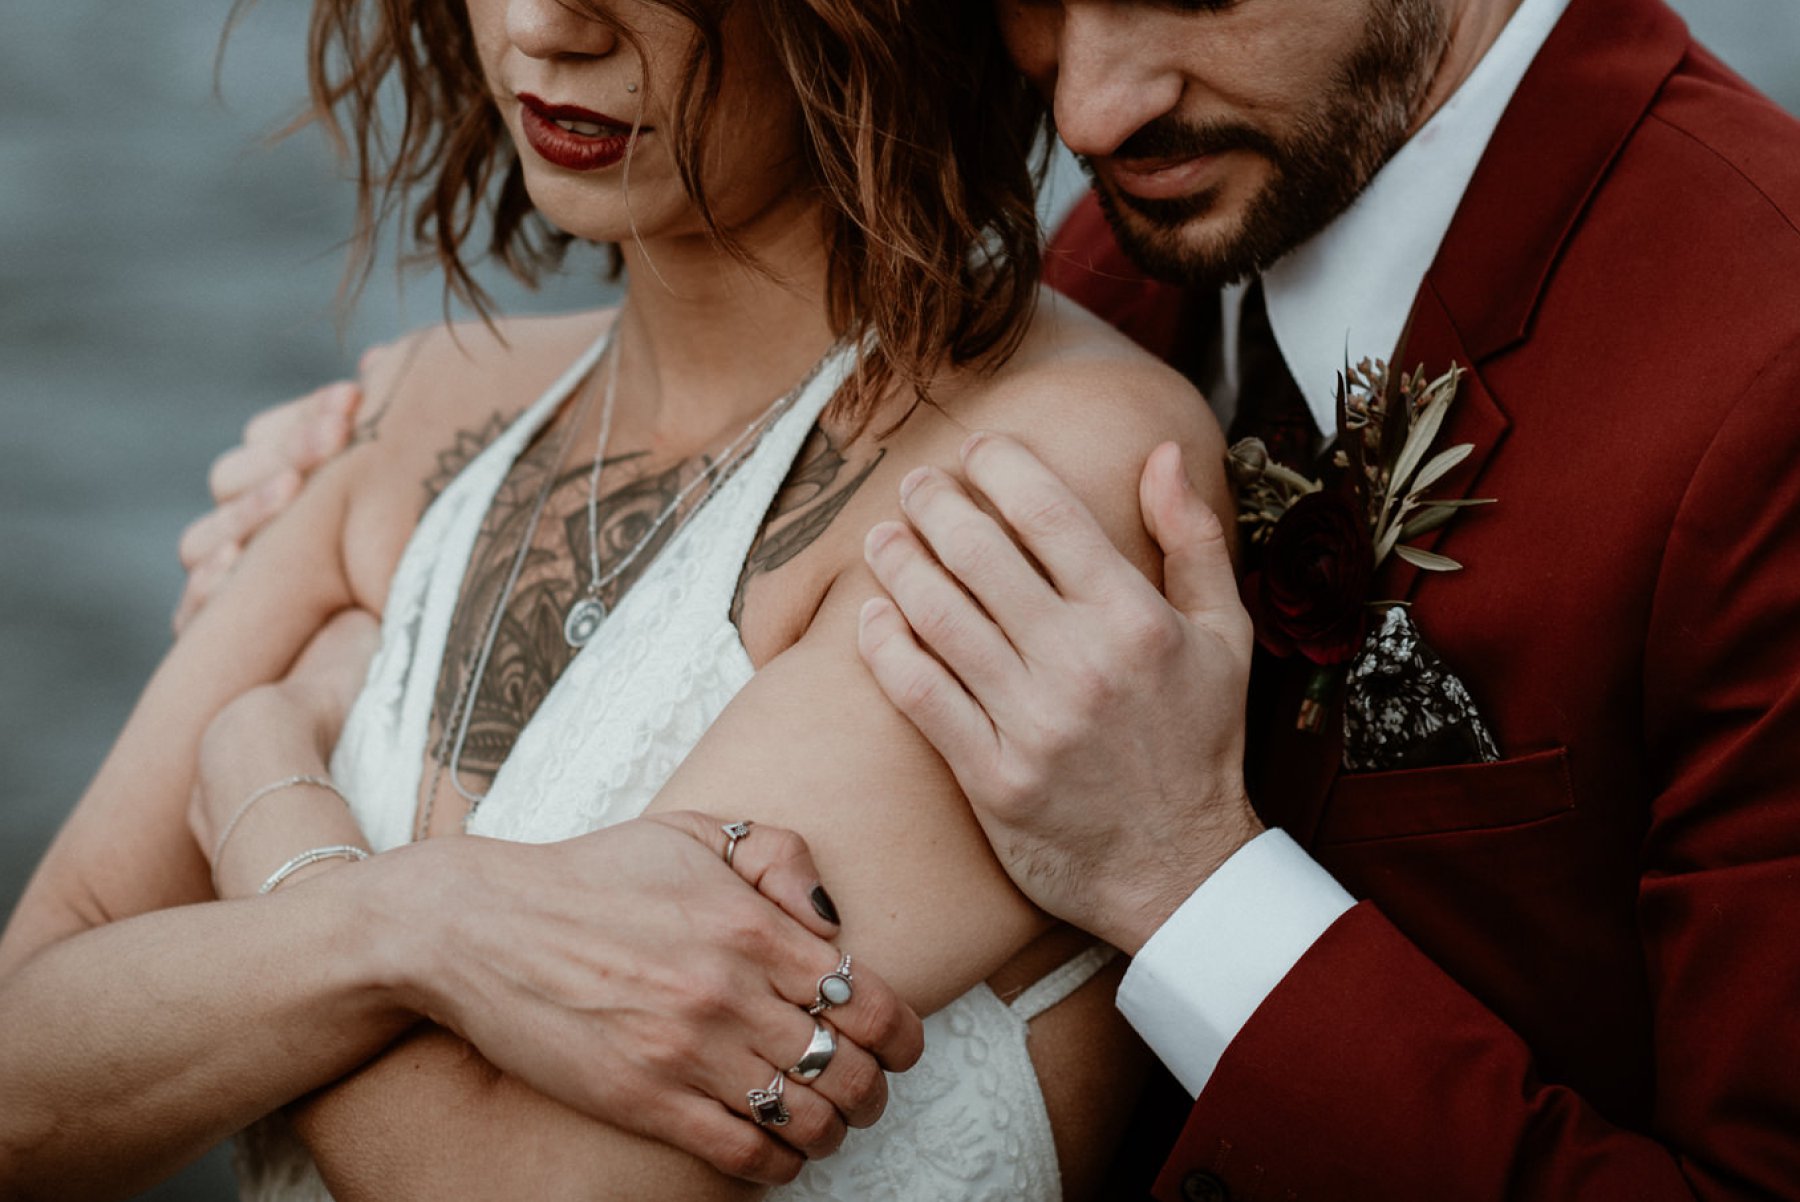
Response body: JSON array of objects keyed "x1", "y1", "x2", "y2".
[{"x1": 1007, "y1": 944, "x2": 1121, "y2": 1022}]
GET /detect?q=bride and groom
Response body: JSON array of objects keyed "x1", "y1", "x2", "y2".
[{"x1": 12, "y1": 0, "x2": 1800, "y2": 1197}]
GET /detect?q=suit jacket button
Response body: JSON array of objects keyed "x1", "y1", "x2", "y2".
[{"x1": 1182, "y1": 1171, "x2": 1229, "y2": 1202}]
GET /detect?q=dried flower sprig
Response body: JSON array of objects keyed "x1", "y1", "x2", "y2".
[
  {"x1": 1229, "y1": 357, "x2": 1496, "y2": 729},
  {"x1": 1335, "y1": 358, "x2": 1495, "y2": 572},
  {"x1": 1229, "y1": 357, "x2": 1494, "y2": 571}
]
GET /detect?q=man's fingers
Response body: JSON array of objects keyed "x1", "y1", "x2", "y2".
[
  {"x1": 955, "y1": 431, "x2": 1130, "y2": 601},
  {"x1": 893, "y1": 465, "x2": 1058, "y2": 633},
  {"x1": 182, "y1": 468, "x2": 303, "y2": 570},
  {"x1": 855, "y1": 588, "x2": 999, "y2": 775},
  {"x1": 227, "y1": 381, "x2": 359, "y2": 496},
  {"x1": 1139, "y1": 442, "x2": 1242, "y2": 621},
  {"x1": 206, "y1": 444, "x2": 283, "y2": 508},
  {"x1": 170, "y1": 543, "x2": 241, "y2": 635},
  {"x1": 862, "y1": 521, "x2": 1023, "y2": 708}
]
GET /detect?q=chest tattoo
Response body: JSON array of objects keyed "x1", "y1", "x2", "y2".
[{"x1": 421, "y1": 416, "x2": 883, "y2": 797}]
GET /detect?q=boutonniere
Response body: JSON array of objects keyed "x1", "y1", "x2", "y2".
[{"x1": 1228, "y1": 359, "x2": 1495, "y2": 733}]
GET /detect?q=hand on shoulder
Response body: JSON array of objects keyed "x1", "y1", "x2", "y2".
[
  {"x1": 173, "y1": 309, "x2": 619, "y2": 632},
  {"x1": 857, "y1": 299, "x2": 1262, "y2": 951}
]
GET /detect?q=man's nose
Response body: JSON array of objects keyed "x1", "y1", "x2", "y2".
[
  {"x1": 1051, "y1": 7, "x2": 1184, "y2": 158},
  {"x1": 506, "y1": 0, "x2": 621, "y2": 61}
]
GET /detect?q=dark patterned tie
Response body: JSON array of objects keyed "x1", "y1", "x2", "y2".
[{"x1": 1229, "y1": 277, "x2": 1322, "y2": 470}]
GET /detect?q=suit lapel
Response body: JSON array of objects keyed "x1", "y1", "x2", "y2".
[
  {"x1": 1370, "y1": 284, "x2": 1511, "y2": 605},
  {"x1": 1253, "y1": 0, "x2": 1690, "y2": 845},
  {"x1": 1432, "y1": 0, "x2": 1688, "y2": 363}
]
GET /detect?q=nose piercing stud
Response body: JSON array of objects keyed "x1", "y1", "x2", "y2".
[{"x1": 626, "y1": 82, "x2": 639, "y2": 93}]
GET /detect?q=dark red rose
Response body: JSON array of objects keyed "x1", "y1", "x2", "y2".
[{"x1": 1242, "y1": 489, "x2": 1375, "y2": 665}]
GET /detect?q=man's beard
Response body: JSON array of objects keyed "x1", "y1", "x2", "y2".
[{"x1": 1081, "y1": 0, "x2": 1447, "y2": 289}]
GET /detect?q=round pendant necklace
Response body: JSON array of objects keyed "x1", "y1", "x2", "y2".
[
  {"x1": 420, "y1": 340, "x2": 605, "y2": 835},
  {"x1": 420, "y1": 329, "x2": 842, "y2": 835},
  {"x1": 562, "y1": 339, "x2": 624, "y2": 646},
  {"x1": 560, "y1": 337, "x2": 829, "y2": 648}
]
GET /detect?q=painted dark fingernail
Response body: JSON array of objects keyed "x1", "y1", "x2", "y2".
[{"x1": 810, "y1": 885, "x2": 840, "y2": 925}]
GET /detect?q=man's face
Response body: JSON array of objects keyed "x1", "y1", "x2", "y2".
[{"x1": 997, "y1": 0, "x2": 1449, "y2": 288}]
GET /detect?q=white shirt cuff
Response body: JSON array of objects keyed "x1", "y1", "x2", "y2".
[{"x1": 1115, "y1": 828, "x2": 1354, "y2": 1096}]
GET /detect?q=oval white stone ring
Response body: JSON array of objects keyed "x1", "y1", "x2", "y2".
[{"x1": 807, "y1": 952, "x2": 854, "y2": 1016}]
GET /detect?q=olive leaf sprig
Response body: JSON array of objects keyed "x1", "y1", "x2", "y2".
[
  {"x1": 1229, "y1": 357, "x2": 1494, "y2": 569},
  {"x1": 1334, "y1": 358, "x2": 1494, "y2": 572}
]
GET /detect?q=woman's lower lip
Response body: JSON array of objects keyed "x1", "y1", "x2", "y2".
[
  {"x1": 519, "y1": 102, "x2": 639, "y2": 171},
  {"x1": 1099, "y1": 152, "x2": 1222, "y2": 201}
]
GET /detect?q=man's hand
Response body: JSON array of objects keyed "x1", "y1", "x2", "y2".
[
  {"x1": 857, "y1": 433, "x2": 1263, "y2": 954},
  {"x1": 381, "y1": 815, "x2": 925, "y2": 1183},
  {"x1": 173, "y1": 379, "x2": 362, "y2": 634}
]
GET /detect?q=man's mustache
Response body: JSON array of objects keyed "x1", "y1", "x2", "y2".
[{"x1": 1092, "y1": 115, "x2": 1281, "y2": 163}]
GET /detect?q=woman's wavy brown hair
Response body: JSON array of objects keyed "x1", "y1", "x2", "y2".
[{"x1": 299, "y1": 0, "x2": 1050, "y2": 425}]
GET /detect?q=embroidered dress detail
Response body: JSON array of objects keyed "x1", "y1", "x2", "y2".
[{"x1": 234, "y1": 330, "x2": 1094, "y2": 1201}]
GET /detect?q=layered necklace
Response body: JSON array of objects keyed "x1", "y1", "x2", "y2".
[{"x1": 416, "y1": 325, "x2": 839, "y2": 838}]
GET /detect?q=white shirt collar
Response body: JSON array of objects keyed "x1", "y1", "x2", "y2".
[{"x1": 1249, "y1": 0, "x2": 1573, "y2": 434}]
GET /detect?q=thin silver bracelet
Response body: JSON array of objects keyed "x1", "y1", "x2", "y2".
[
  {"x1": 211, "y1": 774, "x2": 350, "y2": 875},
  {"x1": 258, "y1": 845, "x2": 370, "y2": 895}
]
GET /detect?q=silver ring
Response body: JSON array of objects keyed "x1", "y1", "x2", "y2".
[
  {"x1": 747, "y1": 1072, "x2": 789, "y2": 1127},
  {"x1": 721, "y1": 821, "x2": 753, "y2": 868},
  {"x1": 786, "y1": 1018, "x2": 837, "y2": 1082},
  {"x1": 807, "y1": 952, "x2": 854, "y2": 1016}
]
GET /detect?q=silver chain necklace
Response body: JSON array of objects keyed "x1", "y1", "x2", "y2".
[
  {"x1": 416, "y1": 331, "x2": 840, "y2": 836},
  {"x1": 418, "y1": 347, "x2": 602, "y2": 836},
  {"x1": 561, "y1": 340, "x2": 819, "y2": 648}
]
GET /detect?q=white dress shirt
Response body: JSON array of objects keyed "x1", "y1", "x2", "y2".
[{"x1": 1114, "y1": 0, "x2": 1573, "y2": 1098}]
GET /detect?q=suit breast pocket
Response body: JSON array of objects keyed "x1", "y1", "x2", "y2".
[{"x1": 1316, "y1": 745, "x2": 1575, "y2": 846}]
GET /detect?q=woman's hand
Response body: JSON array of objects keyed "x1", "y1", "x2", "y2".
[{"x1": 352, "y1": 813, "x2": 925, "y2": 1182}]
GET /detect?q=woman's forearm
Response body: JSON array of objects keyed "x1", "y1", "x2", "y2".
[
  {"x1": 0, "y1": 864, "x2": 419, "y2": 1202},
  {"x1": 293, "y1": 1026, "x2": 764, "y2": 1202}
]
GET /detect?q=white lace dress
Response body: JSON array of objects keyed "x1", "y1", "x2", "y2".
[{"x1": 235, "y1": 332, "x2": 1115, "y2": 1201}]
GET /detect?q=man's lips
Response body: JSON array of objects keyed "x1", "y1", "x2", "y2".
[
  {"x1": 1094, "y1": 152, "x2": 1224, "y2": 202},
  {"x1": 515, "y1": 92, "x2": 648, "y2": 171}
]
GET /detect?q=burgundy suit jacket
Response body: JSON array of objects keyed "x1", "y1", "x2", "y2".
[{"x1": 1048, "y1": 1, "x2": 1800, "y2": 1198}]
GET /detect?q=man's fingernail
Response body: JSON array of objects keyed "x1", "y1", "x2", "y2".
[
  {"x1": 1173, "y1": 447, "x2": 1195, "y2": 493},
  {"x1": 864, "y1": 522, "x2": 902, "y2": 562},
  {"x1": 899, "y1": 466, "x2": 931, "y2": 504},
  {"x1": 809, "y1": 885, "x2": 840, "y2": 925},
  {"x1": 960, "y1": 431, "x2": 988, "y2": 459}
]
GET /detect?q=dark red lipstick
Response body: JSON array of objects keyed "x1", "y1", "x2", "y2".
[{"x1": 516, "y1": 93, "x2": 644, "y2": 171}]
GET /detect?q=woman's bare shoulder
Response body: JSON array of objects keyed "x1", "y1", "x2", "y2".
[
  {"x1": 970, "y1": 290, "x2": 1220, "y2": 467},
  {"x1": 335, "y1": 307, "x2": 616, "y2": 611},
  {"x1": 910, "y1": 290, "x2": 1230, "y2": 574}
]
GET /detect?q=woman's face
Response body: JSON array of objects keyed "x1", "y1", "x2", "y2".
[{"x1": 466, "y1": 0, "x2": 810, "y2": 246}]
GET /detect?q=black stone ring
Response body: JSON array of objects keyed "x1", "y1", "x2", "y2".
[{"x1": 747, "y1": 1072, "x2": 790, "y2": 1127}]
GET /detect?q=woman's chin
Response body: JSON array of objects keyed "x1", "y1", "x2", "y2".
[{"x1": 521, "y1": 186, "x2": 695, "y2": 248}]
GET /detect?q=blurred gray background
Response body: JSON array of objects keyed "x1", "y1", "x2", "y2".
[{"x1": 2, "y1": 2, "x2": 1795, "y2": 1199}]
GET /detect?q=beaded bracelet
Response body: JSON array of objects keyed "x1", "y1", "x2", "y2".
[{"x1": 258, "y1": 845, "x2": 371, "y2": 895}]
